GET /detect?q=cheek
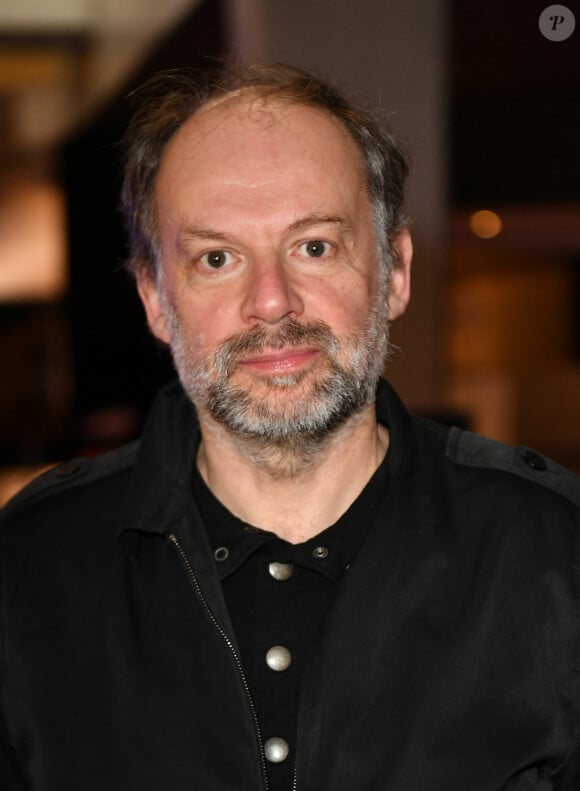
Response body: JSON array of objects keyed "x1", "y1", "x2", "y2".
[
  {"x1": 180, "y1": 301, "x2": 238, "y2": 354},
  {"x1": 314, "y1": 283, "x2": 374, "y2": 335}
]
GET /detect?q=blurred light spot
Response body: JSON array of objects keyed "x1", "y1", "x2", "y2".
[
  {"x1": 0, "y1": 180, "x2": 67, "y2": 302},
  {"x1": 469, "y1": 210, "x2": 502, "y2": 239}
]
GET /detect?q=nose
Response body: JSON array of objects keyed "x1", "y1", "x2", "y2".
[{"x1": 241, "y1": 255, "x2": 304, "y2": 326}]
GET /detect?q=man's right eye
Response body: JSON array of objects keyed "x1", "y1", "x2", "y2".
[{"x1": 199, "y1": 250, "x2": 234, "y2": 269}]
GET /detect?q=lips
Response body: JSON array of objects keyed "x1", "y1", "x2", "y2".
[{"x1": 238, "y1": 347, "x2": 319, "y2": 375}]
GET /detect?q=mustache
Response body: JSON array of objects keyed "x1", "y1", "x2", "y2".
[{"x1": 213, "y1": 319, "x2": 339, "y2": 375}]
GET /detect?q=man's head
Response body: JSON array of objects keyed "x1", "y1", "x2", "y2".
[{"x1": 122, "y1": 64, "x2": 412, "y2": 469}]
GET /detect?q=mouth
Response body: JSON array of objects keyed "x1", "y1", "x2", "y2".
[{"x1": 237, "y1": 347, "x2": 320, "y2": 375}]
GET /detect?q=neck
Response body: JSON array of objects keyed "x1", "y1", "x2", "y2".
[{"x1": 195, "y1": 404, "x2": 389, "y2": 543}]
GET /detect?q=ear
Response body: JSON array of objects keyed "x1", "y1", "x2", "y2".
[
  {"x1": 387, "y1": 228, "x2": 412, "y2": 321},
  {"x1": 136, "y1": 273, "x2": 171, "y2": 344}
]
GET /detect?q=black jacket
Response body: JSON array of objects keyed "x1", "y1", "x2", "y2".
[{"x1": 1, "y1": 379, "x2": 580, "y2": 790}]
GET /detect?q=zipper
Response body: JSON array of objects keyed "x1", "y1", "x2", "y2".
[{"x1": 168, "y1": 532, "x2": 270, "y2": 791}]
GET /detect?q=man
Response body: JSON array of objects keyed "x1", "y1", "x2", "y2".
[{"x1": 1, "y1": 64, "x2": 580, "y2": 790}]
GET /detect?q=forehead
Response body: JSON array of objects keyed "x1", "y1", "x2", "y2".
[{"x1": 156, "y1": 93, "x2": 368, "y2": 207}]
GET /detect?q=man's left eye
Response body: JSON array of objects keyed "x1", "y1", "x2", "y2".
[{"x1": 300, "y1": 240, "x2": 331, "y2": 258}]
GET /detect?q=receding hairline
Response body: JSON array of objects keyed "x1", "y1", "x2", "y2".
[
  {"x1": 156, "y1": 88, "x2": 371, "y2": 200},
  {"x1": 161, "y1": 85, "x2": 368, "y2": 152}
]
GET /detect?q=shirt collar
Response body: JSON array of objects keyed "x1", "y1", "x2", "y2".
[{"x1": 192, "y1": 444, "x2": 392, "y2": 584}]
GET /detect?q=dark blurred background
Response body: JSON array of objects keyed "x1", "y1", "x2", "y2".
[{"x1": 0, "y1": 0, "x2": 579, "y2": 502}]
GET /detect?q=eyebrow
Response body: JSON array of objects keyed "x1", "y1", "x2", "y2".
[
  {"x1": 178, "y1": 214, "x2": 351, "y2": 248},
  {"x1": 179, "y1": 227, "x2": 239, "y2": 247},
  {"x1": 286, "y1": 213, "x2": 351, "y2": 234}
]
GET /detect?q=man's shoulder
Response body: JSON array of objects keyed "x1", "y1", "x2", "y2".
[
  {"x1": 377, "y1": 379, "x2": 580, "y2": 511},
  {"x1": 0, "y1": 440, "x2": 140, "y2": 526},
  {"x1": 419, "y1": 418, "x2": 580, "y2": 510}
]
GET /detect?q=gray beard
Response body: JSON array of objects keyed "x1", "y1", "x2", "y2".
[{"x1": 161, "y1": 280, "x2": 391, "y2": 475}]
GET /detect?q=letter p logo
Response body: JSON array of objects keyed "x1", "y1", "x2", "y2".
[{"x1": 539, "y1": 5, "x2": 576, "y2": 40}]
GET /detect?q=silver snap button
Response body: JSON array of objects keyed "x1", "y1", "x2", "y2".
[
  {"x1": 312, "y1": 546, "x2": 328, "y2": 559},
  {"x1": 214, "y1": 546, "x2": 229, "y2": 562},
  {"x1": 264, "y1": 736, "x2": 289, "y2": 763},
  {"x1": 266, "y1": 645, "x2": 292, "y2": 672},
  {"x1": 268, "y1": 562, "x2": 294, "y2": 580}
]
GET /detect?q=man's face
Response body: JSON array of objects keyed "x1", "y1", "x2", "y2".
[{"x1": 138, "y1": 95, "x2": 410, "y2": 446}]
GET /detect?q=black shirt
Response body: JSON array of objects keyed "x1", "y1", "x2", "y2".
[{"x1": 192, "y1": 451, "x2": 391, "y2": 790}]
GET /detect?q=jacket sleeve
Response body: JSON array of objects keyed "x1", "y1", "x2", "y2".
[
  {"x1": 0, "y1": 510, "x2": 28, "y2": 789},
  {"x1": 0, "y1": 705, "x2": 27, "y2": 790},
  {"x1": 561, "y1": 743, "x2": 580, "y2": 789}
]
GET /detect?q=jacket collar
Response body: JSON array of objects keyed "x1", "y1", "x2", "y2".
[
  {"x1": 122, "y1": 380, "x2": 201, "y2": 536},
  {"x1": 122, "y1": 377, "x2": 413, "y2": 537}
]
